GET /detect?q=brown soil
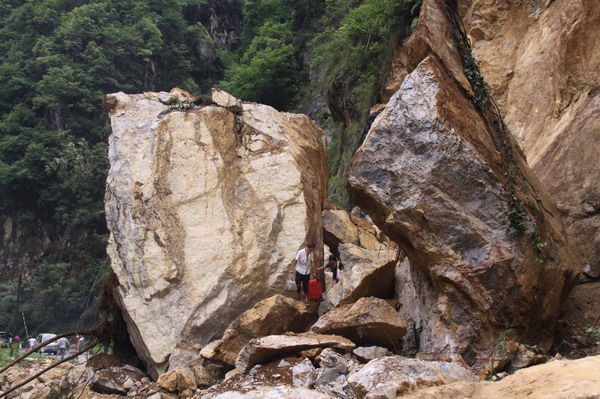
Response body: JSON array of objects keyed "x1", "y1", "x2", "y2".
[
  {"x1": 86, "y1": 353, "x2": 126, "y2": 370},
  {"x1": 554, "y1": 280, "x2": 600, "y2": 358}
]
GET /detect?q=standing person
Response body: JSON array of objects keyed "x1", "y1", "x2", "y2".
[
  {"x1": 289, "y1": 242, "x2": 316, "y2": 303},
  {"x1": 57, "y1": 336, "x2": 70, "y2": 359},
  {"x1": 27, "y1": 336, "x2": 37, "y2": 351}
]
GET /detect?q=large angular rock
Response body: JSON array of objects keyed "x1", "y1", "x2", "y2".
[
  {"x1": 200, "y1": 294, "x2": 316, "y2": 366},
  {"x1": 312, "y1": 297, "x2": 407, "y2": 349},
  {"x1": 235, "y1": 333, "x2": 355, "y2": 371},
  {"x1": 403, "y1": 355, "x2": 600, "y2": 399},
  {"x1": 460, "y1": 0, "x2": 600, "y2": 278},
  {"x1": 347, "y1": 0, "x2": 578, "y2": 364},
  {"x1": 104, "y1": 89, "x2": 327, "y2": 377},
  {"x1": 346, "y1": 356, "x2": 478, "y2": 399}
]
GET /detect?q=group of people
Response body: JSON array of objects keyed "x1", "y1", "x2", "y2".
[
  {"x1": 24, "y1": 335, "x2": 84, "y2": 359},
  {"x1": 289, "y1": 242, "x2": 345, "y2": 302}
]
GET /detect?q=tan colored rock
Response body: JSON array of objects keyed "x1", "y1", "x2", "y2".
[
  {"x1": 404, "y1": 355, "x2": 600, "y2": 399},
  {"x1": 105, "y1": 90, "x2": 327, "y2": 377},
  {"x1": 211, "y1": 87, "x2": 242, "y2": 112},
  {"x1": 235, "y1": 333, "x2": 355, "y2": 371},
  {"x1": 347, "y1": 356, "x2": 478, "y2": 399},
  {"x1": 200, "y1": 294, "x2": 316, "y2": 366},
  {"x1": 312, "y1": 297, "x2": 407, "y2": 349},
  {"x1": 348, "y1": 0, "x2": 578, "y2": 365},
  {"x1": 459, "y1": 0, "x2": 600, "y2": 277},
  {"x1": 323, "y1": 203, "x2": 396, "y2": 252},
  {"x1": 157, "y1": 370, "x2": 177, "y2": 392},
  {"x1": 177, "y1": 366, "x2": 197, "y2": 391},
  {"x1": 323, "y1": 209, "x2": 360, "y2": 246}
]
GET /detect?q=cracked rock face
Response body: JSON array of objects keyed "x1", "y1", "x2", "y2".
[
  {"x1": 347, "y1": 0, "x2": 578, "y2": 364},
  {"x1": 460, "y1": 0, "x2": 600, "y2": 279},
  {"x1": 104, "y1": 89, "x2": 327, "y2": 378}
]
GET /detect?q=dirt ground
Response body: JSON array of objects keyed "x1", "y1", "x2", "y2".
[{"x1": 554, "y1": 279, "x2": 600, "y2": 358}]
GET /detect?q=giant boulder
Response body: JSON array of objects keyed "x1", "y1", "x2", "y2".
[
  {"x1": 347, "y1": 0, "x2": 578, "y2": 364},
  {"x1": 460, "y1": 0, "x2": 600, "y2": 278},
  {"x1": 104, "y1": 89, "x2": 327, "y2": 377}
]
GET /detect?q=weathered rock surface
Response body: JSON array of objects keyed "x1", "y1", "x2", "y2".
[
  {"x1": 105, "y1": 89, "x2": 327, "y2": 377},
  {"x1": 404, "y1": 355, "x2": 600, "y2": 399},
  {"x1": 459, "y1": 0, "x2": 600, "y2": 278},
  {"x1": 157, "y1": 366, "x2": 197, "y2": 393},
  {"x1": 86, "y1": 353, "x2": 147, "y2": 395},
  {"x1": 313, "y1": 349, "x2": 356, "y2": 399},
  {"x1": 323, "y1": 203, "x2": 395, "y2": 253},
  {"x1": 352, "y1": 346, "x2": 392, "y2": 363},
  {"x1": 312, "y1": 297, "x2": 407, "y2": 349},
  {"x1": 201, "y1": 294, "x2": 316, "y2": 367},
  {"x1": 346, "y1": 356, "x2": 478, "y2": 399},
  {"x1": 235, "y1": 333, "x2": 355, "y2": 371},
  {"x1": 347, "y1": 0, "x2": 578, "y2": 363},
  {"x1": 292, "y1": 359, "x2": 316, "y2": 388}
]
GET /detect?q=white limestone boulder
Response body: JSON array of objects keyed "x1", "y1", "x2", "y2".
[{"x1": 104, "y1": 89, "x2": 327, "y2": 378}]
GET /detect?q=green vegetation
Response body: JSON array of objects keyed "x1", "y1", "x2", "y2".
[
  {"x1": 456, "y1": 42, "x2": 490, "y2": 110},
  {"x1": 311, "y1": 0, "x2": 421, "y2": 205},
  {"x1": 0, "y1": 260, "x2": 107, "y2": 335},
  {"x1": 0, "y1": 0, "x2": 238, "y2": 335},
  {"x1": 507, "y1": 189, "x2": 528, "y2": 235}
]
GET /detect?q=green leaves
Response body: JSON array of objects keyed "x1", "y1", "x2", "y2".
[{"x1": 222, "y1": 21, "x2": 301, "y2": 109}]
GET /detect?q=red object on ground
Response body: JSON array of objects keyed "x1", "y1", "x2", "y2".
[{"x1": 308, "y1": 279, "x2": 322, "y2": 301}]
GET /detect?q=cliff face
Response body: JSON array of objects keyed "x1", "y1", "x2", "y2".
[
  {"x1": 104, "y1": 89, "x2": 327, "y2": 378},
  {"x1": 459, "y1": 0, "x2": 600, "y2": 276},
  {"x1": 347, "y1": 0, "x2": 578, "y2": 364}
]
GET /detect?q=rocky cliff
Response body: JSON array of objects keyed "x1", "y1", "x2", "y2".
[
  {"x1": 104, "y1": 89, "x2": 327, "y2": 377},
  {"x1": 347, "y1": 0, "x2": 579, "y2": 365},
  {"x1": 459, "y1": 0, "x2": 600, "y2": 277}
]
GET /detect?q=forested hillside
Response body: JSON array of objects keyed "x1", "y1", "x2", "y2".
[{"x1": 0, "y1": 0, "x2": 419, "y2": 336}]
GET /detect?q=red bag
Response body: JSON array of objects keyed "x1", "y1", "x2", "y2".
[{"x1": 308, "y1": 279, "x2": 322, "y2": 301}]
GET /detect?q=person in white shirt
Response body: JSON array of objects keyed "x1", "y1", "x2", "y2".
[
  {"x1": 57, "y1": 337, "x2": 70, "y2": 359},
  {"x1": 27, "y1": 337, "x2": 37, "y2": 351},
  {"x1": 289, "y1": 242, "x2": 316, "y2": 302}
]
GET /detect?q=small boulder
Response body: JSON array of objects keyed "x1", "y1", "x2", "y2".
[
  {"x1": 157, "y1": 366, "x2": 197, "y2": 393},
  {"x1": 157, "y1": 369, "x2": 178, "y2": 392},
  {"x1": 235, "y1": 333, "x2": 355, "y2": 371},
  {"x1": 86, "y1": 353, "x2": 146, "y2": 395},
  {"x1": 352, "y1": 346, "x2": 393, "y2": 363},
  {"x1": 211, "y1": 88, "x2": 243, "y2": 112},
  {"x1": 292, "y1": 359, "x2": 316, "y2": 388},
  {"x1": 347, "y1": 356, "x2": 478, "y2": 399},
  {"x1": 312, "y1": 297, "x2": 407, "y2": 349}
]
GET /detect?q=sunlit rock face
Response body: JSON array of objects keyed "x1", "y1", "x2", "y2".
[
  {"x1": 459, "y1": 0, "x2": 600, "y2": 277},
  {"x1": 347, "y1": 0, "x2": 578, "y2": 365},
  {"x1": 104, "y1": 89, "x2": 327, "y2": 377}
]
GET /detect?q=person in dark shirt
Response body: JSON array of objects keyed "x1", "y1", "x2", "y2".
[{"x1": 321, "y1": 255, "x2": 344, "y2": 284}]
